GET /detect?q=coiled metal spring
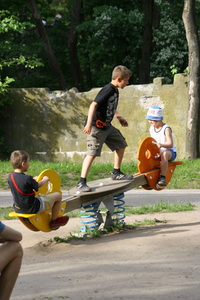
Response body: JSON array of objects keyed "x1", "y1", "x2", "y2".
[
  {"x1": 80, "y1": 202, "x2": 99, "y2": 232},
  {"x1": 113, "y1": 192, "x2": 125, "y2": 223}
]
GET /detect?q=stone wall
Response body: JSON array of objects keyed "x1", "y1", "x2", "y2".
[{"x1": 5, "y1": 73, "x2": 188, "y2": 163}]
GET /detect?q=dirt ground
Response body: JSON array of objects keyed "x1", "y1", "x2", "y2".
[{"x1": 5, "y1": 209, "x2": 200, "y2": 300}]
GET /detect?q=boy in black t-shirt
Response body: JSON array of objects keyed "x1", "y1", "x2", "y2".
[
  {"x1": 8, "y1": 150, "x2": 69, "y2": 230},
  {"x1": 77, "y1": 65, "x2": 134, "y2": 192}
]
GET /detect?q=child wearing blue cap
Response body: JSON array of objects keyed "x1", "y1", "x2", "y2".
[{"x1": 146, "y1": 106, "x2": 177, "y2": 188}]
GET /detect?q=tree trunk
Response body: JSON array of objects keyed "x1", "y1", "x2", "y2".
[
  {"x1": 68, "y1": 0, "x2": 83, "y2": 91},
  {"x1": 139, "y1": 0, "x2": 154, "y2": 83},
  {"x1": 82, "y1": 34, "x2": 92, "y2": 89},
  {"x1": 27, "y1": 0, "x2": 67, "y2": 90},
  {"x1": 182, "y1": 0, "x2": 200, "y2": 159}
]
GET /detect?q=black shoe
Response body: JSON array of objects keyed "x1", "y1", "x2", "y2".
[
  {"x1": 111, "y1": 171, "x2": 133, "y2": 181},
  {"x1": 157, "y1": 177, "x2": 166, "y2": 187},
  {"x1": 76, "y1": 182, "x2": 92, "y2": 192}
]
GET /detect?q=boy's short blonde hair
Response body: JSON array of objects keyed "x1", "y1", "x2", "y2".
[
  {"x1": 10, "y1": 150, "x2": 30, "y2": 169},
  {"x1": 112, "y1": 65, "x2": 132, "y2": 80}
]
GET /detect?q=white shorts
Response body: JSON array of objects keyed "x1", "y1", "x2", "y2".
[{"x1": 36, "y1": 194, "x2": 56, "y2": 213}]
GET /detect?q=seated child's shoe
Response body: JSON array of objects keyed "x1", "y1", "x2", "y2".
[
  {"x1": 50, "y1": 220, "x2": 60, "y2": 230},
  {"x1": 50, "y1": 216, "x2": 69, "y2": 230},
  {"x1": 111, "y1": 171, "x2": 133, "y2": 181},
  {"x1": 157, "y1": 176, "x2": 166, "y2": 187},
  {"x1": 54, "y1": 215, "x2": 69, "y2": 227}
]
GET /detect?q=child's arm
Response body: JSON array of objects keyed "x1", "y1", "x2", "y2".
[
  {"x1": 114, "y1": 111, "x2": 128, "y2": 127},
  {"x1": 84, "y1": 102, "x2": 98, "y2": 134},
  {"x1": 37, "y1": 176, "x2": 49, "y2": 187},
  {"x1": 0, "y1": 225, "x2": 22, "y2": 243},
  {"x1": 157, "y1": 128, "x2": 173, "y2": 149}
]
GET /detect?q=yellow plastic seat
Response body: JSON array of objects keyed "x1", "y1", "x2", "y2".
[
  {"x1": 9, "y1": 169, "x2": 66, "y2": 232},
  {"x1": 34, "y1": 168, "x2": 62, "y2": 197}
]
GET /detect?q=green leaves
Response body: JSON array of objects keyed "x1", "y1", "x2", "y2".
[
  {"x1": 0, "y1": 9, "x2": 42, "y2": 96},
  {"x1": 77, "y1": 5, "x2": 143, "y2": 85},
  {"x1": 0, "y1": 55, "x2": 43, "y2": 69},
  {"x1": 0, "y1": 10, "x2": 34, "y2": 33},
  {"x1": 0, "y1": 76, "x2": 15, "y2": 95},
  {"x1": 150, "y1": 1, "x2": 188, "y2": 83}
]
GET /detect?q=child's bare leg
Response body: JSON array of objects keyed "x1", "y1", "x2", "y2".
[
  {"x1": 160, "y1": 151, "x2": 172, "y2": 176},
  {"x1": 50, "y1": 192, "x2": 62, "y2": 220},
  {"x1": 81, "y1": 155, "x2": 96, "y2": 178},
  {"x1": 48, "y1": 192, "x2": 69, "y2": 230},
  {"x1": 0, "y1": 241, "x2": 23, "y2": 300},
  {"x1": 114, "y1": 148, "x2": 125, "y2": 169},
  {"x1": 112, "y1": 148, "x2": 133, "y2": 180},
  {"x1": 76, "y1": 155, "x2": 96, "y2": 192}
]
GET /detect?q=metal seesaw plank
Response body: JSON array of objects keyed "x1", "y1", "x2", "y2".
[{"x1": 63, "y1": 173, "x2": 148, "y2": 213}]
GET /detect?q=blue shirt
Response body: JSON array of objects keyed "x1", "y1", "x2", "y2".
[{"x1": 0, "y1": 221, "x2": 5, "y2": 233}]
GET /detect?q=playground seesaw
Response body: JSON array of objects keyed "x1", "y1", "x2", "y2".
[{"x1": 9, "y1": 137, "x2": 182, "y2": 232}]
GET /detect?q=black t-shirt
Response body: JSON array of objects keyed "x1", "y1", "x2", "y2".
[
  {"x1": 92, "y1": 83, "x2": 119, "y2": 129},
  {"x1": 8, "y1": 172, "x2": 40, "y2": 213}
]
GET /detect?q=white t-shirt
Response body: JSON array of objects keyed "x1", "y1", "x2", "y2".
[{"x1": 150, "y1": 123, "x2": 176, "y2": 153}]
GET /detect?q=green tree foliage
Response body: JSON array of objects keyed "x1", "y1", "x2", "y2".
[
  {"x1": 1, "y1": 0, "x2": 200, "y2": 158},
  {"x1": 0, "y1": 10, "x2": 42, "y2": 93},
  {"x1": 77, "y1": 5, "x2": 143, "y2": 87},
  {"x1": 0, "y1": 9, "x2": 43, "y2": 91},
  {"x1": 0, "y1": 8, "x2": 43, "y2": 156},
  {"x1": 150, "y1": 1, "x2": 188, "y2": 83},
  {"x1": 1, "y1": 0, "x2": 195, "y2": 91}
]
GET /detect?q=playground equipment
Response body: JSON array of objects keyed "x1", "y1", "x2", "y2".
[
  {"x1": 113, "y1": 193, "x2": 126, "y2": 223},
  {"x1": 9, "y1": 137, "x2": 182, "y2": 232},
  {"x1": 80, "y1": 202, "x2": 100, "y2": 232},
  {"x1": 137, "y1": 137, "x2": 182, "y2": 190},
  {"x1": 9, "y1": 169, "x2": 66, "y2": 232}
]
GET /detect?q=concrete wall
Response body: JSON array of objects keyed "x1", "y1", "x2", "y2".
[{"x1": 5, "y1": 73, "x2": 188, "y2": 163}]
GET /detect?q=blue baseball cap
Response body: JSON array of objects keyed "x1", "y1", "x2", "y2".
[{"x1": 146, "y1": 106, "x2": 163, "y2": 120}]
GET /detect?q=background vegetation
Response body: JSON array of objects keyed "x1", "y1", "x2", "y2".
[
  {"x1": 1, "y1": 159, "x2": 200, "y2": 191},
  {"x1": 0, "y1": 0, "x2": 192, "y2": 92},
  {"x1": 0, "y1": 1, "x2": 199, "y2": 158}
]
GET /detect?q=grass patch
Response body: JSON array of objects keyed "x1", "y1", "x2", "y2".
[
  {"x1": 125, "y1": 200, "x2": 195, "y2": 215},
  {"x1": 0, "y1": 207, "x2": 14, "y2": 220},
  {"x1": 0, "y1": 160, "x2": 138, "y2": 190},
  {"x1": 3, "y1": 158, "x2": 200, "y2": 190},
  {"x1": 167, "y1": 158, "x2": 200, "y2": 189},
  {"x1": 53, "y1": 219, "x2": 157, "y2": 243}
]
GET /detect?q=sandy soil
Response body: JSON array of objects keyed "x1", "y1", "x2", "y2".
[{"x1": 5, "y1": 209, "x2": 200, "y2": 300}]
